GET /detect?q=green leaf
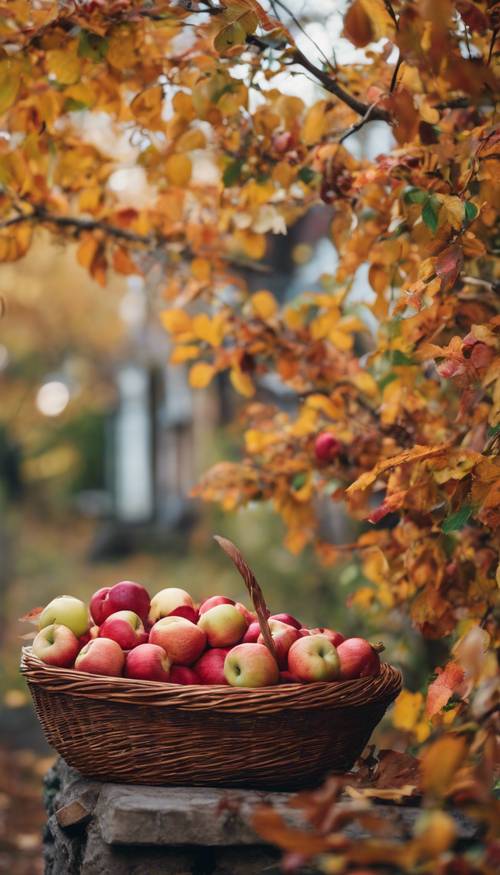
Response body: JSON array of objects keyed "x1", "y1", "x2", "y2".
[
  {"x1": 464, "y1": 201, "x2": 478, "y2": 224},
  {"x1": 64, "y1": 98, "x2": 88, "y2": 112},
  {"x1": 223, "y1": 159, "x2": 243, "y2": 187},
  {"x1": 487, "y1": 424, "x2": 500, "y2": 438},
  {"x1": 391, "y1": 350, "x2": 416, "y2": 366},
  {"x1": 404, "y1": 187, "x2": 427, "y2": 204},
  {"x1": 378, "y1": 372, "x2": 397, "y2": 391},
  {"x1": 292, "y1": 472, "x2": 307, "y2": 491},
  {"x1": 298, "y1": 166, "x2": 315, "y2": 184},
  {"x1": 422, "y1": 197, "x2": 440, "y2": 233},
  {"x1": 442, "y1": 504, "x2": 473, "y2": 533},
  {"x1": 78, "y1": 31, "x2": 108, "y2": 62}
]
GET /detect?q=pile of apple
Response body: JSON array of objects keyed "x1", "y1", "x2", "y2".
[{"x1": 30, "y1": 581, "x2": 382, "y2": 687}]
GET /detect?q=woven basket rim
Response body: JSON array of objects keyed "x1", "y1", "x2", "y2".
[{"x1": 21, "y1": 647, "x2": 402, "y2": 714}]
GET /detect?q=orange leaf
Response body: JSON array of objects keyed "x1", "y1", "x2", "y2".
[
  {"x1": 112, "y1": 247, "x2": 140, "y2": 276},
  {"x1": 189, "y1": 362, "x2": 216, "y2": 388},
  {"x1": 435, "y1": 244, "x2": 464, "y2": 290},
  {"x1": 347, "y1": 444, "x2": 452, "y2": 494},
  {"x1": 426, "y1": 661, "x2": 466, "y2": 718}
]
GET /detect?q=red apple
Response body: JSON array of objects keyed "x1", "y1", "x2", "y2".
[
  {"x1": 258, "y1": 619, "x2": 300, "y2": 669},
  {"x1": 314, "y1": 432, "x2": 342, "y2": 463},
  {"x1": 39, "y1": 596, "x2": 89, "y2": 638},
  {"x1": 149, "y1": 616, "x2": 206, "y2": 665},
  {"x1": 234, "y1": 602, "x2": 257, "y2": 625},
  {"x1": 125, "y1": 643, "x2": 171, "y2": 682},
  {"x1": 193, "y1": 648, "x2": 230, "y2": 685},
  {"x1": 198, "y1": 595, "x2": 235, "y2": 615},
  {"x1": 168, "y1": 605, "x2": 199, "y2": 623},
  {"x1": 198, "y1": 603, "x2": 247, "y2": 648},
  {"x1": 242, "y1": 621, "x2": 261, "y2": 643},
  {"x1": 288, "y1": 634, "x2": 340, "y2": 682},
  {"x1": 170, "y1": 666, "x2": 200, "y2": 685},
  {"x1": 32, "y1": 624, "x2": 80, "y2": 668},
  {"x1": 90, "y1": 580, "x2": 150, "y2": 625},
  {"x1": 74, "y1": 637, "x2": 125, "y2": 677},
  {"x1": 298, "y1": 628, "x2": 311, "y2": 637},
  {"x1": 279, "y1": 670, "x2": 301, "y2": 684},
  {"x1": 337, "y1": 638, "x2": 381, "y2": 679},
  {"x1": 148, "y1": 587, "x2": 194, "y2": 624},
  {"x1": 308, "y1": 628, "x2": 345, "y2": 647},
  {"x1": 99, "y1": 610, "x2": 148, "y2": 650},
  {"x1": 270, "y1": 613, "x2": 302, "y2": 630},
  {"x1": 224, "y1": 643, "x2": 279, "y2": 688}
]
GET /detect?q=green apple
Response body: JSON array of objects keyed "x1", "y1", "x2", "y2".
[{"x1": 38, "y1": 595, "x2": 89, "y2": 638}]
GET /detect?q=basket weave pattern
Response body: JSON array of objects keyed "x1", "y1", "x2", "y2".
[{"x1": 21, "y1": 648, "x2": 401, "y2": 789}]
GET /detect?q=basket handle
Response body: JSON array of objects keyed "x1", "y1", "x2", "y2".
[{"x1": 214, "y1": 535, "x2": 279, "y2": 665}]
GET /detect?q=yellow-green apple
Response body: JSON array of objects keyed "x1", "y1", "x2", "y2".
[
  {"x1": 234, "y1": 602, "x2": 256, "y2": 624},
  {"x1": 125, "y1": 643, "x2": 170, "y2": 681},
  {"x1": 308, "y1": 628, "x2": 345, "y2": 647},
  {"x1": 258, "y1": 619, "x2": 300, "y2": 669},
  {"x1": 149, "y1": 616, "x2": 206, "y2": 665},
  {"x1": 242, "y1": 621, "x2": 261, "y2": 644},
  {"x1": 32, "y1": 624, "x2": 80, "y2": 667},
  {"x1": 193, "y1": 648, "x2": 230, "y2": 685},
  {"x1": 90, "y1": 580, "x2": 150, "y2": 625},
  {"x1": 198, "y1": 604, "x2": 247, "y2": 647},
  {"x1": 148, "y1": 588, "x2": 194, "y2": 624},
  {"x1": 224, "y1": 643, "x2": 279, "y2": 687},
  {"x1": 287, "y1": 634, "x2": 340, "y2": 682},
  {"x1": 99, "y1": 611, "x2": 148, "y2": 650},
  {"x1": 75, "y1": 637, "x2": 125, "y2": 677},
  {"x1": 170, "y1": 666, "x2": 200, "y2": 685},
  {"x1": 39, "y1": 596, "x2": 89, "y2": 638},
  {"x1": 198, "y1": 595, "x2": 235, "y2": 615},
  {"x1": 337, "y1": 638, "x2": 381, "y2": 679},
  {"x1": 270, "y1": 613, "x2": 302, "y2": 630}
]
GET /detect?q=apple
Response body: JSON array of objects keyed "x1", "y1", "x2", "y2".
[
  {"x1": 308, "y1": 627, "x2": 345, "y2": 647},
  {"x1": 298, "y1": 628, "x2": 311, "y2": 637},
  {"x1": 168, "y1": 605, "x2": 199, "y2": 624},
  {"x1": 149, "y1": 616, "x2": 206, "y2": 665},
  {"x1": 337, "y1": 638, "x2": 381, "y2": 679},
  {"x1": 258, "y1": 619, "x2": 300, "y2": 669},
  {"x1": 32, "y1": 624, "x2": 80, "y2": 667},
  {"x1": 314, "y1": 432, "x2": 342, "y2": 463},
  {"x1": 125, "y1": 643, "x2": 170, "y2": 682},
  {"x1": 279, "y1": 670, "x2": 301, "y2": 684},
  {"x1": 99, "y1": 611, "x2": 148, "y2": 650},
  {"x1": 74, "y1": 638, "x2": 125, "y2": 677},
  {"x1": 242, "y1": 621, "x2": 261, "y2": 644},
  {"x1": 198, "y1": 595, "x2": 235, "y2": 615},
  {"x1": 234, "y1": 602, "x2": 256, "y2": 625},
  {"x1": 148, "y1": 588, "x2": 194, "y2": 624},
  {"x1": 170, "y1": 666, "x2": 200, "y2": 685},
  {"x1": 287, "y1": 634, "x2": 340, "y2": 682},
  {"x1": 198, "y1": 603, "x2": 247, "y2": 647},
  {"x1": 270, "y1": 613, "x2": 302, "y2": 630},
  {"x1": 38, "y1": 596, "x2": 89, "y2": 638},
  {"x1": 224, "y1": 643, "x2": 279, "y2": 688},
  {"x1": 194, "y1": 648, "x2": 230, "y2": 685},
  {"x1": 90, "y1": 580, "x2": 150, "y2": 625}
]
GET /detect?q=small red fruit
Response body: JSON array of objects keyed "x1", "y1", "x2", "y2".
[
  {"x1": 170, "y1": 666, "x2": 200, "y2": 685},
  {"x1": 308, "y1": 628, "x2": 345, "y2": 647},
  {"x1": 169, "y1": 605, "x2": 199, "y2": 623},
  {"x1": 270, "y1": 613, "x2": 302, "y2": 630},
  {"x1": 337, "y1": 637, "x2": 381, "y2": 680},
  {"x1": 314, "y1": 432, "x2": 342, "y2": 463}
]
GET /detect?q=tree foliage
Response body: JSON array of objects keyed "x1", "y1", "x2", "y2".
[{"x1": 1, "y1": 0, "x2": 499, "y2": 870}]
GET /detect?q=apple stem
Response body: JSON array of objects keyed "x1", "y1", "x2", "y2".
[{"x1": 370, "y1": 641, "x2": 385, "y2": 653}]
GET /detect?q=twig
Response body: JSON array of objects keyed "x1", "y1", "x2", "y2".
[
  {"x1": 339, "y1": 103, "x2": 379, "y2": 144},
  {"x1": 272, "y1": 0, "x2": 337, "y2": 72},
  {"x1": 487, "y1": 28, "x2": 498, "y2": 65},
  {"x1": 389, "y1": 53, "x2": 402, "y2": 93}
]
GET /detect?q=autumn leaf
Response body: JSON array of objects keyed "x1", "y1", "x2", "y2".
[
  {"x1": 426, "y1": 662, "x2": 466, "y2": 718},
  {"x1": 189, "y1": 362, "x2": 216, "y2": 388},
  {"x1": 347, "y1": 444, "x2": 452, "y2": 494},
  {"x1": 435, "y1": 244, "x2": 464, "y2": 290},
  {"x1": 420, "y1": 735, "x2": 469, "y2": 798}
]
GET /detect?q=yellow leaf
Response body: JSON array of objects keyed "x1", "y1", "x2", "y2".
[
  {"x1": 170, "y1": 345, "x2": 199, "y2": 364},
  {"x1": 107, "y1": 26, "x2": 136, "y2": 70},
  {"x1": 302, "y1": 100, "x2": 328, "y2": 146},
  {"x1": 329, "y1": 328, "x2": 353, "y2": 350},
  {"x1": 393, "y1": 690, "x2": 425, "y2": 732},
  {"x1": 176, "y1": 129, "x2": 206, "y2": 152},
  {"x1": 347, "y1": 444, "x2": 452, "y2": 494},
  {"x1": 76, "y1": 235, "x2": 98, "y2": 271},
  {"x1": 0, "y1": 60, "x2": 20, "y2": 114},
  {"x1": 192, "y1": 313, "x2": 225, "y2": 347},
  {"x1": 230, "y1": 367, "x2": 255, "y2": 397},
  {"x1": 420, "y1": 735, "x2": 468, "y2": 798},
  {"x1": 131, "y1": 85, "x2": 164, "y2": 130},
  {"x1": 233, "y1": 230, "x2": 266, "y2": 260},
  {"x1": 436, "y1": 194, "x2": 464, "y2": 230},
  {"x1": 160, "y1": 309, "x2": 192, "y2": 335},
  {"x1": 165, "y1": 153, "x2": 192, "y2": 186},
  {"x1": 245, "y1": 429, "x2": 277, "y2": 453},
  {"x1": 189, "y1": 362, "x2": 216, "y2": 389},
  {"x1": 191, "y1": 257, "x2": 211, "y2": 282},
  {"x1": 352, "y1": 371, "x2": 379, "y2": 398},
  {"x1": 251, "y1": 290, "x2": 277, "y2": 320},
  {"x1": 214, "y1": 21, "x2": 247, "y2": 53},
  {"x1": 306, "y1": 394, "x2": 344, "y2": 419},
  {"x1": 46, "y1": 46, "x2": 81, "y2": 85}
]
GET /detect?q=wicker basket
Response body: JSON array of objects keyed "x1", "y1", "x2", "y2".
[{"x1": 21, "y1": 537, "x2": 402, "y2": 789}]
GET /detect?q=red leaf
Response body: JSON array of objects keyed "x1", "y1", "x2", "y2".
[
  {"x1": 19, "y1": 606, "x2": 43, "y2": 624},
  {"x1": 435, "y1": 244, "x2": 464, "y2": 290},
  {"x1": 426, "y1": 661, "x2": 466, "y2": 717},
  {"x1": 367, "y1": 489, "x2": 408, "y2": 523}
]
